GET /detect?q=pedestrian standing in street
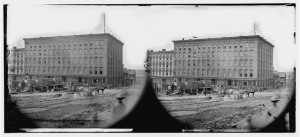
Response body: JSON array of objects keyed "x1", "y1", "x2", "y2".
[
  {"x1": 167, "y1": 85, "x2": 172, "y2": 95},
  {"x1": 111, "y1": 93, "x2": 127, "y2": 122},
  {"x1": 178, "y1": 85, "x2": 183, "y2": 95}
]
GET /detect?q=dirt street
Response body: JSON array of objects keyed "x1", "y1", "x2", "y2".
[
  {"x1": 158, "y1": 89, "x2": 292, "y2": 131},
  {"x1": 11, "y1": 70, "x2": 146, "y2": 128}
]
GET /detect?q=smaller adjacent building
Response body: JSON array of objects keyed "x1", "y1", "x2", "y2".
[
  {"x1": 278, "y1": 72, "x2": 286, "y2": 87},
  {"x1": 128, "y1": 69, "x2": 136, "y2": 85},
  {"x1": 8, "y1": 47, "x2": 25, "y2": 81},
  {"x1": 122, "y1": 68, "x2": 136, "y2": 86},
  {"x1": 286, "y1": 72, "x2": 295, "y2": 79},
  {"x1": 148, "y1": 49, "x2": 174, "y2": 86}
]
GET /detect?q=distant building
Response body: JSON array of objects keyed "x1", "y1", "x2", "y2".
[
  {"x1": 23, "y1": 33, "x2": 124, "y2": 86},
  {"x1": 286, "y1": 72, "x2": 295, "y2": 79},
  {"x1": 278, "y1": 72, "x2": 286, "y2": 87},
  {"x1": 148, "y1": 49, "x2": 174, "y2": 85},
  {"x1": 128, "y1": 69, "x2": 136, "y2": 84},
  {"x1": 8, "y1": 47, "x2": 25, "y2": 81},
  {"x1": 122, "y1": 69, "x2": 136, "y2": 85},
  {"x1": 173, "y1": 35, "x2": 274, "y2": 87}
]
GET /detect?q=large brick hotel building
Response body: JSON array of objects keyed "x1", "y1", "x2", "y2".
[
  {"x1": 23, "y1": 33, "x2": 124, "y2": 85},
  {"x1": 149, "y1": 35, "x2": 274, "y2": 87}
]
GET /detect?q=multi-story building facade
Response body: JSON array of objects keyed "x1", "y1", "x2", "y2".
[
  {"x1": 23, "y1": 33, "x2": 124, "y2": 85},
  {"x1": 173, "y1": 35, "x2": 274, "y2": 87},
  {"x1": 148, "y1": 49, "x2": 174, "y2": 84},
  {"x1": 8, "y1": 47, "x2": 25, "y2": 81},
  {"x1": 128, "y1": 69, "x2": 136, "y2": 85}
]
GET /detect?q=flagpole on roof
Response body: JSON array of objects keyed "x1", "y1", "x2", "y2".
[
  {"x1": 103, "y1": 13, "x2": 106, "y2": 33},
  {"x1": 253, "y1": 22, "x2": 259, "y2": 35}
]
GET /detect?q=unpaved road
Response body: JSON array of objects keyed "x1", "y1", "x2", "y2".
[
  {"x1": 158, "y1": 89, "x2": 291, "y2": 131},
  {"x1": 11, "y1": 70, "x2": 146, "y2": 128}
]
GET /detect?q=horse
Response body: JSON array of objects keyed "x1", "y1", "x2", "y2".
[
  {"x1": 99, "y1": 86, "x2": 107, "y2": 94},
  {"x1": 246, "y1": 88, "x2": 259, "y2": 97}
]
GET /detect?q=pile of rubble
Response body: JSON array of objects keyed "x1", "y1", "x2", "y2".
[{"x1": 72, "y1": 91, "x2": 101, "y2": 98}]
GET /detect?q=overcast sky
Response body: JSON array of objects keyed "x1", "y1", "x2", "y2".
[{"x1": 7, "y1": 5, "x2": 296, "y2": 72}]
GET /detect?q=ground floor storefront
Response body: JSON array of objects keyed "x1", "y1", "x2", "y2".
[
  {"x1": 173, "y1": 77, "x2": 273, "y2": 88},
  {"x1": 24, "y1": 75, "x2": 124, "y2": 87}
]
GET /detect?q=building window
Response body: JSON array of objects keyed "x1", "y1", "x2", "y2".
[
  {"x1": 207, "y1": 51, "x2": 211, "y2": 58},
  {"x1": 244, "y1": 69, "x2": 248, "y2": 77},
  {"x1": 239, "y1": 69, "x2": 243, "y2": 77},
  {"x1": 234, "y1": 69, "x2": 238, "y2": 77},
  {"x1": 244, "y1": 50, "x2": 248, "y2": 57},
  {"x1": 239, "y1": 59, "x2": 243, "y2": 67},
  {"x1": 244, "y1": 59, "x2": 248, "y2": 67},
  {"x1": 193, "y1": 52, "x2": 197, "y2": 58},
  {"x1": 250, "y1": 50, "x2": 254, "y2": 57},
  {"x1": 207, "y1": 69, "x2": 211, "y2": 76},
  {"x1": 239, "y1": 50, "x2": 243, "y2": 57},
  {"x1": 250, "y1": 69, "x2": 253, "y2": 77},
  {"x1": 100, "y1": 67, "x2": 103, "y2": 74},
  {"x1": 90, "y1": 67, "x2": 93, "y2": 74}
]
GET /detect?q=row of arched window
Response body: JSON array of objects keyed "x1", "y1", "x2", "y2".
[
  {"x1": 258, "y1": 69, "x2": 273, "y2": 78},
  {"x1": 258, "y1": 59, "x2": 272, "y2": 69},
  {"x1": 150, "y1": 68, "x2": 173, "y2": 76},
  {"x1": 150, "y1": 61, "x2": 173, "y2": 67},
  {"x1": 258, "y1": 43, "x2": 272, "y2": 54},
  {"x1": 12, "y1": 52, "x2": 24, "y2": 57},
  {"x1": 26, "y1": 47, "x2": 104, "y2": 56},
  {"x1": 12, "y1": 60, "x2": 23, "y2": 65},
  {"x1": 9, "y1": 66, "x2": 23, "y2": 74},
  {"x1": 108, "y1": 57, "x2": 122, "y2": 66},
  {"x1": 150, "y1": 54, "x2": 173, "y2": 60},
  {"x1": 27, "y1": 40, "x2": 104, "y2": 49},
  {"x1": 176, "y1": 50, "x2": 255, "y2": 59},
  {"x1": 175, "y1": 68, "x2": 254, "y2": 78},
  {"x1": 107, "y1": 67, "x2": 122, "y2": 76},
  {"x1": 25, "y1": 66, "x2": 104, "y2": 75},
  {"x1": 176, "y1": 41, "x2": 255, "y2": 51},
  {"x1": 25, "y1": 57, "x2": 103, "y2": 65},
  {"x1": 175, "y1": 59, "x2": 254, "y2": 67}
]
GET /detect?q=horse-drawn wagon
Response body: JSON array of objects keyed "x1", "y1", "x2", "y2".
[{"x1": 175, "y1": 80, "x2": 213, "y2": 96}]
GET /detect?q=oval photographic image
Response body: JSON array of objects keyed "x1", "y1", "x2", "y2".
[
  {"x1": 6, "y1": 5, "x2": 147, "y2": 129},
  {"x1": 146, "y1": 6, "x2": 295, "y2": 132},
  {"x1": 5, "y1": 4, "x2": 296, "y2": 132}
]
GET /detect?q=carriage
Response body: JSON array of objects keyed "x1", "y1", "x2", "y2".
[
  {"x1": 24, "y1": 78, "x2": 64, "y2": 92},
  {"x1": 178, "y1": 80, "x2": 213, "y2": 95}
]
